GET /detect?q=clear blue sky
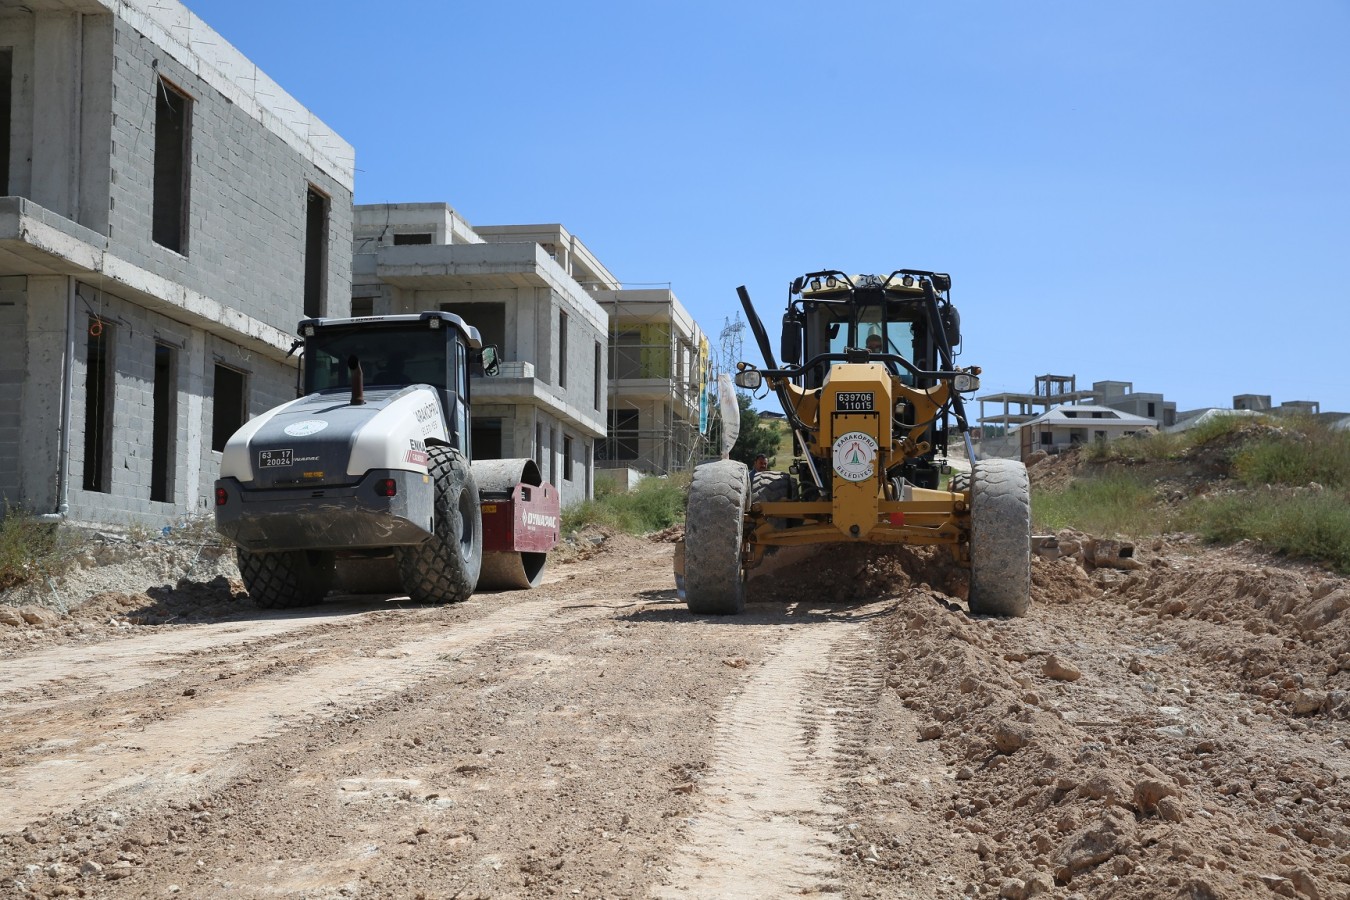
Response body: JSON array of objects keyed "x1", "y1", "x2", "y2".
[{"x1": 190, "y1": 0, "x2": 1350, "y2": 414}]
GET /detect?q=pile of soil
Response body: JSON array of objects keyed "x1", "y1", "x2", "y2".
[
  {"x1": 553, "y1": 524, "x2": 653, "y2": 564},
  {"x1": 0, "y1": 531, "x2": 248, "y2": 653}
]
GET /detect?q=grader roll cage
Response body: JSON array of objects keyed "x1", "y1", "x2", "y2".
[{"x1": 679, "y1": 269, "x2": 1032, "y2": 618}]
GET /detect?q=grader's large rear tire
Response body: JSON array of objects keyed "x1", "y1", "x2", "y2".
[
  {"x1": 751, "y1": 470, "x2": 793, "y2": 530},
  {"x1": 684, "y1": 460, "x2": 749, "y2": 615},
  {"x1": 397, "y1": 446, "x2": 482, "y2": 604},
  {"x1": 238, "y1": 548, "x2": 335, "y2": 609},
  {"x1": 968, "y1": 457, "x2": 1032, "y2": 618}
]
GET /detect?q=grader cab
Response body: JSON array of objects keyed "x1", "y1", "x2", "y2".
[{"x1": 680, "y1": 269, "x2": 1031, "y2": 617}]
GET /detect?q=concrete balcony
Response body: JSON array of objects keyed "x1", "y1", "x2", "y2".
[
  {"x1": 472, "y1": 358, "x2": 604, "y2": 439},
  {"x1": 376, "y1": 241, "x2": 561, "y2": 291},
  {"x1": 495, "y1": 361, "x2": 536, "y2": 380}
]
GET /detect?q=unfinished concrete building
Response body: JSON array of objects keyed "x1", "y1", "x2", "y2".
[
  {"x1": 1019, "y1": 404, "x2": 1156, "y2": 458},
  {"x1": 0, "y1": 0, "x2": 353, "y2": 525},
  {"x1": 594, "y1": 289, "x2": 708, "y2": 475},
  {"x1": 975, "y1": 375, "x2": 1095, "y2": 456},
  {"x1": 351, "y1": 207, "x2": 607, "y2": 507},
  {"x1": 1093, "y1": 380, "x2": 1177, "y2": 428}
]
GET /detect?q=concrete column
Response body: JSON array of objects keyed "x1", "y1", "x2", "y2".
[
  {"x1": 183, "y1": 329, "x2": 206, "y2": 513},
  {"x1": 31, "y1": 12, "x2": 81, "y2": 219},
  {"x1": 0, "y1": 279, "x2": 29, "y2": 507},
  {"x1": 532, "y1": 288, "x2": 551, "y2": 381},
  {"x1": 20, "y1": 276, "x2": 69, "y2": 513},
  {"x1": 77, "y1": 15, "x2": 113, "y2": 234}
]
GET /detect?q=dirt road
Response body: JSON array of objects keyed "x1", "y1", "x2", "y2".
[{"x1": 2, "y1": 530, "x2": 1348, "y2": 899}]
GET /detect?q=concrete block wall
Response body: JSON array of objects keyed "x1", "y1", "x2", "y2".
[
  {"x1": 49, "y1": 283, "x2": 294, "y2": 526},
  {"x1": 529, "y1": 410, "x2": 591, "y2": 508},
  {"x1": 389, "y1": 279, "x2": 607, "y2": 507},
  {"x1": 0, "y1": 2, "x2": 356, "y2": 527},
  {"x1": 17, "y1": 277, "x2": 69, "y2": 516},
  {"x1": 105, "y1": 17, "x2": 352, "y2": 332},
  {"x1": 459, "y1": 400, "x2": 592, "y2": 507},
  {"x1": 1, "y1": 6, "x2": 353, "y2": 333},
  {"x1": 0, "y1": 278, "x2": 26, "y2": 506}
]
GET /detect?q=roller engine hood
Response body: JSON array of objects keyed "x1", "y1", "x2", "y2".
[{"x1": 219, "y1": 385, "x2": 451, "y2": 488}]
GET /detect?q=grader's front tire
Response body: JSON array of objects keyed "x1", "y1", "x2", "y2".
[
  {"x1": 397, "y1": 446, "x2": 483, "y2": 604},
  {"x1": 684, "y1": 460, "x2": 749, "y2": 615},
  {"x1": 968, "y1": 457, "x2": 1032, "y2": 618}
]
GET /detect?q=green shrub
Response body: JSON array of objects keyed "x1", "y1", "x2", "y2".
[
  {"x1": 1086, "y1": 414, "x2": 1271, "y2": 466},
  {"x1": 1185, "y1": 489, "x2": 1350, "y2": 574},
  {"x1": 1231, "y1": 423, "x2": 1350, "y2": 489},
  {"x1": 1032, "y1": 472, "x2": 1165, "y2": 537},
  {"x1": 1185, "y1": 412, "x2": 1260, "y2": 446},
  {"x1": 1083, "y1": 439, "x2": 1113, "y2": 462},
  {"x1": 1027, "y1": 415, "x2": 1350, "y2": 572},
  {"x1": 562, "y1": 472, "x2": 691, "y2": 536},
  {"x1": 0, "y1": 507, "x2": 77, "y2": 593}
]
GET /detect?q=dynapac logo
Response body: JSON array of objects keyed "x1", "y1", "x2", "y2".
[{"x1": 524, "y1": 511, "x2": 558, "y2": 529}]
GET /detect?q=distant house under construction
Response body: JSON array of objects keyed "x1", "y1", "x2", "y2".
[
  {"x1": 977, "y1": 374, "x2": 1096, "y2": 430},
  {"x1": 595, "y1": 290, "x2": 709, "y2": 475},
  {"x1": 1019, "y1": 404, "x2": 1156, "y2": 457}
]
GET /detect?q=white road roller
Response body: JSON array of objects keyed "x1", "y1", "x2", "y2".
[{"x1": 214, "y1": 312, "x2": 560, "y2": 607}]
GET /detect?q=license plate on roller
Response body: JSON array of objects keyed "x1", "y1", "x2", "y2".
[
  {"x1": 259, "y1": 449, "x2": 293, "y2": 468},
  {"x1": 836, "y1": 392, "x2": 874, "y2": 412}
]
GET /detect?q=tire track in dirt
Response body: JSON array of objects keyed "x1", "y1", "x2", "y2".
[
  {"x1": 0, "y1": 595, "x2": 612, "y2": 833},
  {"x1": 0, "y1": 611, "x2": 369, "y2": 710},
  {"x1": 652, "y1": 620, "x2": 883, "y2": 899}
]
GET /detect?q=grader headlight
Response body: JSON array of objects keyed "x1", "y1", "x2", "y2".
[{"x1": 953, "y1": 372, "x2": 981, "y2": 393}]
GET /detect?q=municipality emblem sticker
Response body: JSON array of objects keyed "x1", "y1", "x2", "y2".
[
  {"x1": 832, "y1": 431, "x2": 879, "y2": 482},
  {"x1": 283, "y1": 419, "x2": 329, "y2": 437}
]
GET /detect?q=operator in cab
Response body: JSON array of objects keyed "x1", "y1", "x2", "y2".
[{"x1": 865, "y1": 326, "x2": 913, "y2": 385}]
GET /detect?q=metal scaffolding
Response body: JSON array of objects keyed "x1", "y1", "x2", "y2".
[{"x1": 595, "y1": 293, "x2": 710, "y2": 475}]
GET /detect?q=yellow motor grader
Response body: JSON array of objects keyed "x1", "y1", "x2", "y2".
[{"x1": 679, "y1": 269, "x2": 1031, "y2": 617}]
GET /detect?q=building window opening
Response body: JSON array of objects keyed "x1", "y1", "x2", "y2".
[
  {"x1": 440, "y1": 302, "x2": 505, "y2": 354},
  {"x1": 558, "y1": 309, "x2": 569, "y2": 388},
  {"x1": 393, "y1": 233, "x2": 432, "y2": 245},
  {"x1": 212, "y1": 364, "x2": 246, "y2": 452},
  {"x1": 563, "y1": 435, "x2": 574, "y2": 482},
  {"x1": 304, "y1": 186, "x2": 329, "y2": 318},
  {"x1": 472, "y1": 418, "x2": 502, "y2": 460},
  {"x1": 610, "y1": 329, "x2": 641, "y2": 380},
  {"x1": 1147, "y1": 402, "x2": 1156, "y2": 418},
  {"x1": 600, "y1": 409, "x2": 639, "y2": 461},
  {"x1": 152, "y1": 78, "x2": 192, "y2": 254},
  {"x1": 82, "y1": 317, "x2": 114, "y2": 493},
  {"x1": 151, "y1": 343, "x2": 176, "y2": 502}
]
